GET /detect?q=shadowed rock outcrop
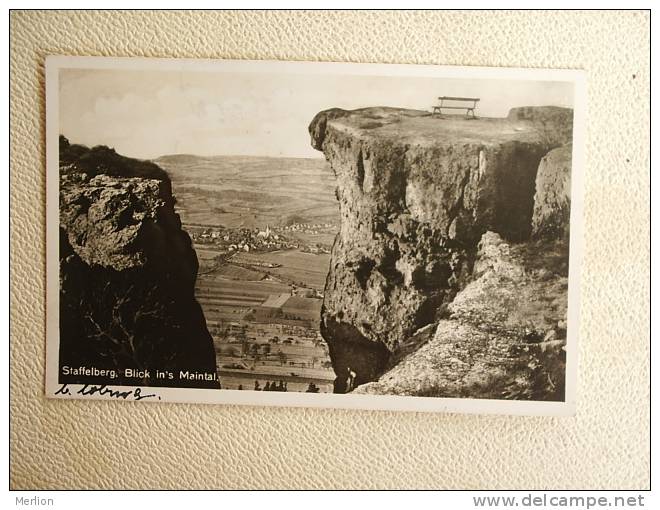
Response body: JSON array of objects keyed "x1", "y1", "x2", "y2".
[
  {"x1": 532, "y1": 143, "x2": 573, "y2": 240},
  {"x1": 309, "y1": 107, "x2": 572, "y2": 393},
  {"x1": 59, "y1": 137, "x2": 218, "y2": 388}
]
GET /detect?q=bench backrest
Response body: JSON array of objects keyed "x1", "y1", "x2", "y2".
[{"x1": 438, "y1": 96, "x2": 480, "y2": 106}]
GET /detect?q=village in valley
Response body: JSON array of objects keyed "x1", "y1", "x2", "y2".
[{"x1": 189, "y1": 223, "x2": 334, "y2": 256}]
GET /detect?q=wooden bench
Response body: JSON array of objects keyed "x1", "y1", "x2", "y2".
[{"x1": 432, "y1": 96, "x2": 480, "y2": 119}]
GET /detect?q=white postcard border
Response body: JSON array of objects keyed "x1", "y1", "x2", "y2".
[{"x1": 45, "y1": 56, "x2": 587, "y2": 417}]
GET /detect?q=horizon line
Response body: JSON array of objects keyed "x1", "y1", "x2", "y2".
[
  {"x1": 59, "y1": 134, "x2": 326, "y2": 162},
  {"x1": 150, "y1": 152, "x2": 326, "y2": 161}
]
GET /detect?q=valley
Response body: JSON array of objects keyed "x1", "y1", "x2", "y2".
[{"x1": 158, "y1": 155, "x2": 340, "y2": 393}]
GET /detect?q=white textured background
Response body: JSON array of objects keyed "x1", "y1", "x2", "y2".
[{"x1": 9, "y1": 10, "x2": 650, "y2": 489}]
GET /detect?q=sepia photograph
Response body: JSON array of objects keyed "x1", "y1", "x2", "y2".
[{"x1": 45, "y1": 56, "x2": 585, "y2": 415}]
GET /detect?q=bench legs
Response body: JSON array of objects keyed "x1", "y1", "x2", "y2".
[{"x1": 432, "y1": 107, "x2": 477, "y2": 119}]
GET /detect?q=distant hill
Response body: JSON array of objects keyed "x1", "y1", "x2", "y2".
[
  {"x1": 154, "y1": 154, "x2": 339, "y2": 229},
  {"x1": 155, "y1": 154, "x2": 206, "y2": 167}
]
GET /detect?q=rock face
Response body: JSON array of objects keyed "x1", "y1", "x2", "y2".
[
  {"x1": 532, "y1": 143, "x2": 573, "y2": 240},
  {"x1": 59, "y1": 137, "x2": 218, "y2": 388},
  {"x1": 354, "y1": 232, "x2": 568, "y2": 401},
  {"x1": 309, "y1": 107, "x2": 572, "y2": 392}
]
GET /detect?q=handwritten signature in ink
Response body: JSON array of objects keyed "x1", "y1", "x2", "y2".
[{"x1": 55, "y1": 383, "x2": 161, "y2": 401}]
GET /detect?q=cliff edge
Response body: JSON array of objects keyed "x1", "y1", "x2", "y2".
[
  {"x1": 309, "y1": 107, "x2": 572, "y2": 394},
  {"x1": 58, "y1": 137, "x2": 218, "y2": 388}
]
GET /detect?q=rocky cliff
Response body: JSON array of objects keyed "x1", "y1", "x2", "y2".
[
  {"x1": 309, "y1": 107, "x2": 573, "y2": 394},
  {"x1": 532, "y1": 143, "x2": 573, "y2": 240},
  {"x1": 58, "y1": 137, "x2": 218, "y2": 388}
]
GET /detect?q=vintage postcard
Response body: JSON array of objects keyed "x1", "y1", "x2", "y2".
[{"x1": 45, "y1": 56, "x2": 585, "y2": 415}]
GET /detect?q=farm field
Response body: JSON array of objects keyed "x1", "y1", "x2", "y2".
[
  {"x1": 232, "y1": 250, "x2": 331, "y2": 291},
  {"x1": 156, "y1": 154, "x2": 339, "y2": 229},
  {"x1": 196, "y1": 273, "x2": 291, "y2": 322},
  {"x1": 193, "y1": 252, "x2": 336, "y2": 391}
]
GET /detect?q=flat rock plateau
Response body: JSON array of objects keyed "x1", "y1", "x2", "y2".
[{"x1": 309, "y1": 107, "x2": 573, "y2": 398}]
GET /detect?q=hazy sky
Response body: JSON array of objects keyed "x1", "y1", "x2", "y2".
[{"x1": 59, "y1": 68, "x2": 574, "y2": 160}]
